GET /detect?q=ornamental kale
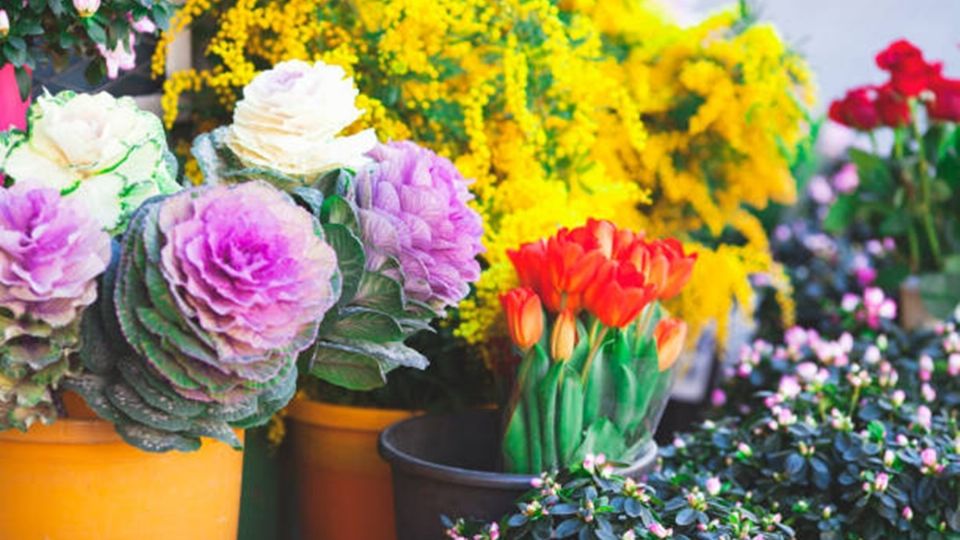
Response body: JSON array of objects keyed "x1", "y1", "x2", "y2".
[
  {"x1": 68, "y1": 181, "x2": 340, "y2": 451},
  {"x1": 0, "y1": 182, "x2": 110, "y2": 430}
]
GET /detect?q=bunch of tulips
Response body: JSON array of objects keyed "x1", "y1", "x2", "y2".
[{"x1": 499, "y1": 219, "x2": 696, "y2": 473}]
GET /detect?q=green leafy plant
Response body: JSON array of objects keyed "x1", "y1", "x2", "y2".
[
  {"x1": 825, "y1": 39, "x2": 960, "y2": 316},
  {"x1": 0, "y1": 0, "x2": 176, "y2": 98}
]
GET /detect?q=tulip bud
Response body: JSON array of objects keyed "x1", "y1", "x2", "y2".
[
  {"x1": 73, "y1": 0, "x2": 101, "y2": 18},
  {"x1": 500, "y1": 287, "x2": 543, "y2": 351},
  {"x1": 654, "y1": 318, "x2": 687, "y2": 371},
  {"x1": 550, "y1": 308, "x2": 577, "y2": 361},
  {"x1": 0, "y1": 10, "x2": 8, "y2": 37}
]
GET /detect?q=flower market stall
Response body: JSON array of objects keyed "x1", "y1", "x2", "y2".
[{"x1": 0, "y1": 1, "x2": 958, "y2": 539}]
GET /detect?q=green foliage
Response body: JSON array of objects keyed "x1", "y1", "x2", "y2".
[
  {"x1": 456, "y1": 310, "x2": 960, "y2": 539},
  {"x1": 502, "y1": 307, "x2": 671, "y2": 474},
  {"x1": 0, "y1": 1, "x2": 176, "y2": 99},
  {"x1": 0, "y1": 312, "x2": 77, "y2": 430},
  {"x1": 824, "y1": 121, "x2": 960, "y2": 289}
]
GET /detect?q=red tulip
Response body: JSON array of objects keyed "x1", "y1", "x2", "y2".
[
  {"x1": 654, "y1": 318, "x2": 687, "y2": 371},
  {"x1": 551, "y1": 308, "x2": 577, "y2": 361},
  {"x1": 566, "y1": 218, "x2": 639, "y2": 259},
  {"x1": 507, "y1": 240, "x2": 548, "y2": 298},
  {"x1": 507, "y1": 224, "x2": 606, "y2": 313},
  {"x1": 543, "y1": 235, "x2": 605, "y2": 313},
  {"x1": 583, "y1": 260, "x2": 656, "y2": 328},
  {"x1": 500, "y1": 287, "x2": 544, "y2": 350},
  {"x1": 928, "y1": 75, "x2": 960, "y2": 122}
]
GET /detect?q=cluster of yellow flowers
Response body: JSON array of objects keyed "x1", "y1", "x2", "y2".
[{"x1": 155, "y1": 0, "x2": 812, "y2": 353}]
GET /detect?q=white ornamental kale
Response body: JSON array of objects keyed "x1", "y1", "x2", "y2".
[{"x1": 0, "y1": 90, "x2": 181, "y2": 234}]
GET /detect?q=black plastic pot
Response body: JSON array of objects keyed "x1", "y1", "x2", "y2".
[{"x1": 379, "y1": 409, "x2": 657, "y2": 540}]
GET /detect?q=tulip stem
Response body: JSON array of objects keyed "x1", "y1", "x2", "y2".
[{"x1": 581, "y1": 321, "x2": 608, "y2": 383}]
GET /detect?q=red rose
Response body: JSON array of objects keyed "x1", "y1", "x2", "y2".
[
  {"x1": 828, "y1": 86, "x2": 880, "y2": 131},
  {"x1": 875, "y1": 39, "x2": 940, "y2": 97},
  {"x1": 876, "y1": 39, "x2": 923, "y2": 70},
  {"x1": 928, "y1": 76, "x2": 960, "y2": 122},
  {"x1": 875, "y1": 84, "x2": 911, "y2": 127}
]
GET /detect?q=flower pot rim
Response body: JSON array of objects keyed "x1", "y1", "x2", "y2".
[
  {"x1": 0, "y1": 418, "x2": 121, "y2": 445},
  {"x1": 379, "y1": 410, "x2": 660, "y2": 490},
  {"x1": 379, "y1": 412, "x2": 536, "y2": 490},
  {"x1": 286, "y1": 397, "x2": 419, "y2": 432}
]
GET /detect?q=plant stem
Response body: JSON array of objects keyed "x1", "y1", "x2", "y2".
[
  {"x1": 894, "y1": 126, "x2": 922, "y2": 272},
  {"x1": 848, "y1": 384, "x2": 861, "y2": 417},
  {"x1": 580, "y1": 321, "x2": 608, "y2": 383},
  {"x1": 912, "y1": 115, "x2": 943, "y2": 270}
]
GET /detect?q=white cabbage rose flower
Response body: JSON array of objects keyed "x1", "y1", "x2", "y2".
[
  {"x1": 225, "y1": 60, "x2": 378, "y2": 177},
  {"x1": 0, "y1": 91, "x2": 180, "y2": 233}
]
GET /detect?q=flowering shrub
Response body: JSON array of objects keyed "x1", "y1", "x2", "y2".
[
  {"x1": 456, "y1": 300, "x2": 960, "y2": 538},
  {"x1": 826, "y1": 39, "x2": 960, "y2": 317},
  {"x1": 0, "y1": 182, "x2": 111, "y2": 430},
  {"x1": 0, "y1": 0, "x2": 175, "y2": 96},
  {"x1": 499, "y1": 220, "x2": 695, "y2": 473},
  {"x1": 0, "y1": 91, "x2": 181, "y2": 233},
  {"x1": 155, "y1": 0, "x2": 812, "y2": 359},
  {"x1": 447, "y1": 453, "x2": 792, "y2": 540},
  {"x1": 69, "y1": 182, "x2": 341, "y2": 451}
]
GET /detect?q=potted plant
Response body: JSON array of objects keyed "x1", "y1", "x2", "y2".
[
  {"x1": 188, "y1": 58, "x2": 486, "y2": 540},
  {"x1": 0, "y1": 90, "x2": 342, "y2": 539},
  {"x1": 0, "y1": 1, "x2": 174, "y2": 130},
  {"x1": 154, "y1": 2, "x2": 813, "y2": 536},
  {"x1": 378, "y1": 219, "x2": 697, "y2": 539},
  {"x1": 824, "y1": 39, "x2": 960, "y2": 328}
]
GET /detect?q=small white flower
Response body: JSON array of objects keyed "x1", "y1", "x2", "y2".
[
  {"x1": 916, "y1": 405, "x2": 932, "y2": 431},
  {"x1": 948, "y1": 353, "x2": 960, "y2": 377},
  {"x1": 0, "y1": 10, "x2": 9, "y2": 37},
  {"x1": 705, "y1": 476, "x2": 722, "y2": 496},
  {"x1": 73, "y1": 0, "x2": 100, "y2": 17},
  {"x1": 891, "y1": 390, "x2": 906, "y2": 407}
]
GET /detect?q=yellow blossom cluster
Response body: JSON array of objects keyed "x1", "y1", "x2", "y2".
[{"x1": 155, "y1": 0, "x2": 813, "y2": 352}]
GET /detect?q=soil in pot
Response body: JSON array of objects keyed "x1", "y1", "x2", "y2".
[{"x1": 379, "y1": 409, "x2": 656, "y2": 540}]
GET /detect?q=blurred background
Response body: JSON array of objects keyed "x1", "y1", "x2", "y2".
[{"x1": 684, "y1": 0, "x2": 960, "y2": 109}]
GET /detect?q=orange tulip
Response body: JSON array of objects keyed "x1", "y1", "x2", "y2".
[
  {"x1": 628, "y1": 239, "x2": 696, "y2": 301},
  {"x1": 550, "y1": 308, "x2": 578, "y2": 361},
  {"x1": 654, "y1": 318, "x2": 687, "y2": 371},
  {"x1": 500, "y1": 287, "x2": 544, "y2": 350},
  {"x1": 583, "y1": 260, "x2": 657, "y2": 328}
]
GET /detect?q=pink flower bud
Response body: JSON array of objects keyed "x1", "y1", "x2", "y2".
[{"x1": 73, "y1": 0, "x2": 100, "y2": 17}]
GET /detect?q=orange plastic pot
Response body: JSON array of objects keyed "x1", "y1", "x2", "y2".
[
  {"x1": 0, "y1": 419, "x2": 244, "y2": 540},
  {"x1": 286, "y1": 398, "x2": 417, "y2": 540}
]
